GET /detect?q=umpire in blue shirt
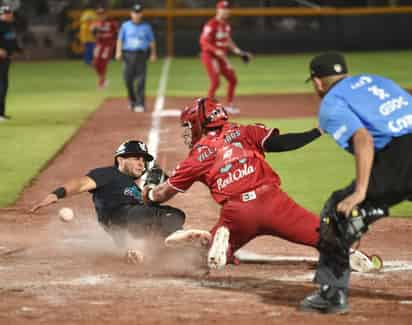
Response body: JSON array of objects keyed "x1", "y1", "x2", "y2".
[
  {"x1": 115, "y1": 4, "x2": 157, "y2": 113},
  {"x1": 300, "y1": 52, "x2": 412, "y2": 314}
]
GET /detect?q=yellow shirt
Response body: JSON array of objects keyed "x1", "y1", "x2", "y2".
[{"x1": 79, "y1": 9, "x2": 97, "y2": 43}]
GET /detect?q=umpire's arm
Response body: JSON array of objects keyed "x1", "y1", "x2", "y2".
[{"x1": 337, "y1": 128, "x2": 374, "y2": 216}]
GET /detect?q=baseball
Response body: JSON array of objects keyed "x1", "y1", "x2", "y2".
[{"x1": 59, "y1": 207, "x2": 74, "y2": 222}]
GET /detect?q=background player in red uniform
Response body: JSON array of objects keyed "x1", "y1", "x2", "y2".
[
  {"x1": 142, "y1": 97, "x2": 362, "y2": 313},
  {"x1": 91, "y1": 6, "x2": 118, "y2": 89},
  {"x1": 199, "y1": 1, "x2": 252, "y2": 114}
]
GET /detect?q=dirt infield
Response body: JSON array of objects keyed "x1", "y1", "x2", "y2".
[{"x1": 1, "y1": 95, "x2": 412, "y2": 325}]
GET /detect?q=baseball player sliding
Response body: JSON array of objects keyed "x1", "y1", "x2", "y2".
[
  {"x1": 200, "y1": 1, "x2": 252, "y2": 114},
  {"x1": 142, "y1": 97, "x2": 381, "y2": 313},
  {"x1": 30, "y1": 140, "x2": 185, "y2": 264}
]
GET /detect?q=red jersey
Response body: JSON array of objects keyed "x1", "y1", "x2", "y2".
[
  {"x1": 200, "y1": 17, "x2": 231, "y2": 55},
  {"x1": 168, "y1": 123, "x2": 281, "y2": 204},
  {"x1": 92, "y1": 19, "x2": 118, "y2": 46}
]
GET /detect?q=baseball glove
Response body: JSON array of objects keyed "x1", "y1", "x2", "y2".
[
  {"x1": 144, "y1": 163, "x2": 168, "y2": 186},
  {"x1": 240, "y1": 51, "x2": 252, "y2": 64}
]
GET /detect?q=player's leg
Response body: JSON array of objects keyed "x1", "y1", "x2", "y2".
[
  {"x1": 219, "y1": 57, "x2": 238, "y2": 109},
  {"x1": 201, "y1": 52, "x2": 220, "y2": 99},
  {"x1": 249, "y1": 186, "x2": 348, "y2": 314},
  {"x1": 0, "y1": 59, "x2": 10, "y2": 118},
  {"x1": 208, "y1": 201, "x2": 260, "y2": 269}
]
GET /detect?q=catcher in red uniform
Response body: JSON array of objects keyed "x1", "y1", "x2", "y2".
[
  {"x1": 143, "y1": 97, "x2": 382, "y2": 314},
  {"x1": 91, "y1": 6, "x2": 118, "y2": 88},
  {"x1": 199, "y1": 1, "x2": 252, "y2": 114}
]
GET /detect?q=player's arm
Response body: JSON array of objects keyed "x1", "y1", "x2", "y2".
[
  {"x1": 149, "y1": 40, "x2": 157, "y2": 62},
  {"x1": 337, "y1": 128, "x2": 374, "y2": 216},
  {"x1": 228, "y1": 37, "x2": 252, "y2": 60},
  {"x1": 263, "y1": 128, "x2": 322, "y2": 152},
  {"x1": 199, "y1": 25, "x2": 220, "y2": 55},
  {"x1": 30, "y1": 176, "x2": 96, "y2": 213},
  {"x1": 143, "y1": 182, "x2": 178, "y2": 204}
]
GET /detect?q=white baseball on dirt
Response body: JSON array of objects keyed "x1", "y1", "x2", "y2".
[{"x1": 59, "y1": 207, "x2": 74, "y2": 222}]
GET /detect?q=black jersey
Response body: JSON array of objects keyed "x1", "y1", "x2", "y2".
[
  {"x1": 0, "y1": 20, "x2": 19, "y2": 56},
  {"x1": 87, "y1": 166, "x2": 143, "y2": 222}
]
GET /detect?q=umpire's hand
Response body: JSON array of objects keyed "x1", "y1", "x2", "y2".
[{"x1": 150, "y1": 53, "x2": 157, "y2": 63}]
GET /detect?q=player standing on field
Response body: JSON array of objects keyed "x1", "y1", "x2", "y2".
[
  {"x1": 199, "y1": 1, "x2": 252, "y2": 114},
  {"x1": 91, "y1": 6, "x2": 118, "y2": 89}
]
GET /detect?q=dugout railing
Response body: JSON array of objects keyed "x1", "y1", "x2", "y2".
[{"x1": 67, "y1": 6, "x2": 412, "y2": 56}]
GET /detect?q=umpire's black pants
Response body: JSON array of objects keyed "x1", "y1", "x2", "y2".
[
  {"x1": 315, "y1": 133, "x2": 412, "y2": 290},
  {"x1": 122, "y1": 50, "x2": 149, "y2": 108},
  {"x1": 0, "y1": 58, "x2": 10, "y2": 117}
]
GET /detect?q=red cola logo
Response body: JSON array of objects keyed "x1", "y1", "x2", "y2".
[{"x1": 216, "y1": 164, "x2": 255, "y2": 190}]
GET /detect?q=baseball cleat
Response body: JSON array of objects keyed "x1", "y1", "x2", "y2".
[
  {"x1": 124, "y1": 248, "x2": 144, "y2": 265},
  {"x1": 208, "y1": 226, "x2": 230, "y2": 270},
  {"x1": 350, "y1": 249, "x2": 383, "y2": 273},
  {"x1": 164, "y1": 229, "x2": 212, "y2": 248}
]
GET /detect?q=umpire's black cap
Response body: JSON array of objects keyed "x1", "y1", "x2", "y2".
[
  {"x1": 306, "y1": 52, "x2": 348, "y2": 82},
  {"x1": 132, "y1": 3, "x2": 143, "y2": 13},
  {"x1": 0, "y1": 5, "x2": 12, "y2": 15}
]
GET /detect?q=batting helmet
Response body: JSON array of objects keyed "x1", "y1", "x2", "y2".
[
  {"x1": 114, "y1": 140, "x2": 154, "y2": 166},
  {"x1": 180, "y1": 97, "x2": 228, "y2": 147}
]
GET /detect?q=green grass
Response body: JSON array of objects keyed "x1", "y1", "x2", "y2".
[
  {"x1": 167, "y1": 50, "x2": 412, "y2": 96},
  {"x1": 236, "y1": 118, "x2": 411, "y2": 216},
  {"x1": 0, "y1": 59, "x2": 163, "y2": 206},
  {"x1": 1, "y1": 50, "x2": 412, "y2": 210}
]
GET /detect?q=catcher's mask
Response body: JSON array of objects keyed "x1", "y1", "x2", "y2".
[
  {"x1": 114, "y1": 140, "x2": 154, "y2": 172},
  {"x1": 180, "y1": 97, "x2": 228, "y2": 147}
]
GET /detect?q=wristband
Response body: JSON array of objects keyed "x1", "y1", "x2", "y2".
[
  {"x1": 52, "y1": 187, "x2": 66, "y2": 199},
  {"x1": 148, "y1": 188, "x2": 155, "y2": 202}
]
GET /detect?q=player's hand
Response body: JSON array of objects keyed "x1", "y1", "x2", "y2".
[
  {"x1": 142, "y1": 185, "x2": 156, "y2": 205},
  {"x1": 115, "y1": 51, "x2": 122, "y2": 60},
  {"x1": 337, "y1": 191, "x2": 365, "y2": 217},
  {"x1": 215, "y1": 49, "x2": 225, "y2": 57},
  {"x1": 30, "y1": 194, "x2": 58, "y2": 213},
  {"x1": 0, "y1": 48, "x2": 7, "y2": 59},
  {"x1": 240, "y1": 51, "x2": 253, "y2": 64}
]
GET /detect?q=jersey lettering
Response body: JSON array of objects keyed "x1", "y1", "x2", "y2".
[
  {"x1": 216, "y1": 164, "x2": 255, "y2": 190},
  {"x1": 388, "y1": 114, "x2": 412, "y2": 133},
  {"x1": 367, "y1": 85, "x2": 390, "y2": 101},
  {"x1": 379, "y1": 96, "x2": 408, "y2": 116}
]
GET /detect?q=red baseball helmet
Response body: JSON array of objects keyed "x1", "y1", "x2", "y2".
[
  {"x1": 216, "y1": 1, "x2": 230, "y2": 9},
  {"x1": 180, "y1": 97, "x2": 228, "y2": 147}
]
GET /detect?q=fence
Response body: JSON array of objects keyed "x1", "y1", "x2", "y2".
[{"x1": 67, "y1": 6, "x2": 412, "y2": 57}]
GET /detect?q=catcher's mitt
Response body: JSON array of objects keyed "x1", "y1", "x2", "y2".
[
  {"x1": 144, "y1": 163, "x2": 168, "y2": 186},
  {"x1": 240, "y1": 51, "x2": 252, "y2": 64}
]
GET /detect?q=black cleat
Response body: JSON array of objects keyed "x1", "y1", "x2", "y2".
[{"x1": 299, "y1": 285, "x2": 348, "y2": 314}]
